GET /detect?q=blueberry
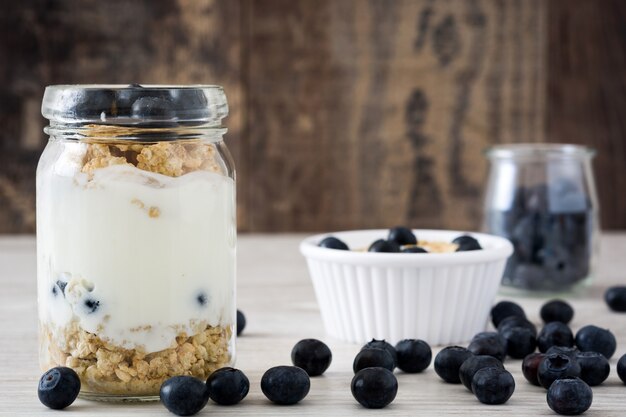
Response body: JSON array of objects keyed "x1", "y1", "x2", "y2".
[
  {"x1": 291, "y1": 339, "x2": 332, "y2": 376},
  {"x1": 537, "y1": 322, "x2": 574, "y2": 353},
  {"x1": 453, "y1": 235, "x2": 482, "y2": 251},
  {"x1": 353, "y1": 348, "x2": 395, "y2": 373},
  {"x1": 132, "y1": 96, "x2": 176, "y2": 119},
  {"x1": 83, "y1": 298, "x2": 100, "y2": 314},
  {"x1": 260, "y1": 366, "x2": 310, "y2": 405},
  {"x1": 55, "y1": 280, "x2": 67, "y2": 296},
  {"x1": 401, "y1": 246, "x2": 428, "y2": 253},
  {"x1": 459, "y1": 355, "x2": 504, "y2": 392},
  {"x1": 196, "y1": 292, "x2": 208, "y2": 307},
  {"x1": 576, "y1": 351, "x2": 610, "y2": 386},
  {"x1": 362, "y1": 339, "x2": 398, "y2": 368},
  {"x1": 467, "y1": 332, "x2": 507, "y2": 361},
  {"x1": 497, "y1": 315, "x2": 537, "y2": 337},
  {"x1": 617, "y1": 354, "x2": 626, "y2": 384},
  {"x1": 206, "y1": 367, "x2": 249, "y2": 405},
  {"x1": 537, "y1": 353, "x2": 581, "y2": 389},
  {"x1": 236, "y1": 309, "x2": 246, "y2": 336},
  {"x1": 574, "y1": 325, "x2": 616, "y2": 359},
  {"x1": 73, "y1": 89, "x2": 116, "y2": 118},
  {"x1": 394, "y1": 339, "x2": 431, "y2": 373},
  {"x1": 546, "y1": 345, "x2": 579, "y2": 361},
  {"x1": 540, "y1": 299, "x2": 574, "y2": 324},
  {"x1": 351, "y1": 367, "x2": 398, "y2": 409},
  {"x1": 471, "y1": 367, "x2": 515, "y2": 405},
  {"x1": 500, "y1": 326, "x2": 537, "y2": 359},
  {"x1": 434, "y1": 346, "x2": 474, "y2": 383},
  {"x1": 605, "y1": 286, "x2": 626, "y2": 312},
  {"x1": 318, "y1": 236, "x2": 349, "y2": 250},
  {"x1": 368, "y1": 239, "x2": 401, "y2": 253},
  {"x1": 388, "y1": 226, "x2": 417, "y2": 245},
  {"x1": 547, "y1": 377, "x2": 593, "y2": 415},
  {"x1": 522, "y1": 352, "x2": 545, "y2": 386},
  {"x1": 160, "y1": 376, "x2": 209, "y2": 416},
  {"x1": 491, "y1": 300, "x2": 526, "y2": 328},
  {"x1": 38, "y1": 367, "x2": 81, "y2": 410}
]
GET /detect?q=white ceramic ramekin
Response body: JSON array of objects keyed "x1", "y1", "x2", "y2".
[{"x1": 300, "y1": 229, "x2": 513, "y2": 346}]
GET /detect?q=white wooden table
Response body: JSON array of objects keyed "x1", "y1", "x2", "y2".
[{"x1": 1, "y1": 234, "x2": 626, "y2": 416}]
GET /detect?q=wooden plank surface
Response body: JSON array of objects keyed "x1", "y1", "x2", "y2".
[{"x1": 1, "y1": 234, "x2": 626, "y2": 416}]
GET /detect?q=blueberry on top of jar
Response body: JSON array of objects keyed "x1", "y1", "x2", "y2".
[{"x1": 453, "y1": 235, "x2": 482, "y2": 251}]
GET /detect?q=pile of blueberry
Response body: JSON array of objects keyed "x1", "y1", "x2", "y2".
[
  {"x1": 319, "y1": 226, "x2": 482, "y2": 253},
  {"x1": 485, "y1": 181, "x2": 594, "y2": 291}
]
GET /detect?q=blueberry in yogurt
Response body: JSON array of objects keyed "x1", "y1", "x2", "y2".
[
  {"x1": 318, "y1": 236, "x2": 349, "y2": 250},
  {"x1": 368, "y1": 239, "x2": 401, "y2": 253},
  {"x1": 388, "y1": 226, "x2": 417, "y2": 246},
  {"x1": 452, "y1": 235, "x2": 482, "y2": 251}
]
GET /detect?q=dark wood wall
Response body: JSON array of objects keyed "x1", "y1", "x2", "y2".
[{"x1": 1, "y1": 0, "x2": 625, "y2": 233}]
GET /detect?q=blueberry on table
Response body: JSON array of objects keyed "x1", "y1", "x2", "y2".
[
  {"x1": 491, "y1": 300, "x2": 526, "y2": 328},
  {"x1": 500, "y1": 326, "x2": 537, "y2": 359},
  {"x1": 547, "y1": 377, "x2": 593, "y2": 416},
  {"x1": 537, "y1": 322, "x2": 574, "y2": 353},
  {"x1": 537, "y1": 353, "x2": 581, "y2": 389},
  {"x1": 291, "y1": 339, "x2": 332, "y2": 376},
  {"x1": 388, "y1": 226, "x2": 417, "y2": 246},
  {"x1": 351, "y1": 367, "x2": 398, "y2": 409},
  {"x1": 467, "y1": 332, "x2": 507, "y2": 361},
  {"x1": 452, "y1": 235, "x2": 482, "y2": 251},
  {"x1": 522, "y1": 352, "x2": 545, "y2": 386},
  {"x1": 160, "y1": 376, "x2": 209, "y2": 416},
  {"x1": 353, "y1": 348, "x2": 395, "y2": 373},
  {"x1": 434, "y1": 346, "x2": 474, "y2": 383},
  {"x1": 574, "y1": 325, "x2": 616, "y2": 359},
  {"x1": 318, "y1": 236, "x2": 349, "y2": 250},
  {"x1": 471, "y1": 367, "x2": 515, "y2": 405},
  {"x1": 236, "y1": 309, "x2": 246, "y2": 336},
  {"x1": 576, "y1": 351, "x2": 610, "y2": 386},
  {"x1": 604, "y1": 286, "x2": 626, "y2": 312},
  {"x1": 395, "y1": 339, "x2": 432, "y2": 373},
  {"x1": 540, "y1": 299, "x2": 574, "y2": 324},
  {"x1": 38, "y1": 367, "x2": 81, "y2": 410},
  {"x1": 459, "y1": 355, "x2": 504, "y2": 392},
  {"x1": 261, "y1": 366, "x2": 310, "y2": 405},
  {"x1": 497, "y1": 315, "x2": 537, "y2": 337},
  {"x1": 206, "y1": 367, "x2": 249, "y2": 405},
  {"x1": 368, "y1": 239, "x2": 401, "y2": 253},
  {"x1": 617, "y1": 354, "x2": 626, "y2": 384},
  {"x1": 401, "y1": 246, "x2": 428, "y2": 253},
  {"x1": 362, "y1": 339, "x2": 398, "y2": 368},
  {"x1": 545, "y1": 346, "x2": 579, "y2": 361}
]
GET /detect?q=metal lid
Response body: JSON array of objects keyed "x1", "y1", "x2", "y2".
[{"x1": 41, "y1": 84, "x2": 228, "y2": 126}]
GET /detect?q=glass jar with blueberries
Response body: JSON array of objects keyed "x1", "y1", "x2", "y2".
[{"x1": 483, "y1": 144, "x2": 599, "y2": 293}]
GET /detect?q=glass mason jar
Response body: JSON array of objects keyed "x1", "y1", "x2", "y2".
[
  {"x1": 483, "y1": 144, "x2": 599, "y2": 293},
  {"x1": 37, "y1": 85, "x2": 236, "y2": 400}
]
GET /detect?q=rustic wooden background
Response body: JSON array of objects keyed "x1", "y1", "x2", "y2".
[{"x1": 0, "y1": 0, "x2": 624, "y2": 233}]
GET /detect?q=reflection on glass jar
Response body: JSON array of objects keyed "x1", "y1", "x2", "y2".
[
  {"x1": 37, "y1": 85, "x2": 236, "y2": 401},
  {"x1": 483, "y1": 144, "x2": 599, "y2": 293}
]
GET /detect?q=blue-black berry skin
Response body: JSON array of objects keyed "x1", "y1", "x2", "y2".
[
  {"x1": 362, "y1": 339, "x2": 398, "y2": 368},
  {"x1": 395, "y1": 339, "x2": 431, "y2": 373},
  {"x1": 467, "y1": 332, "x2": 507, "y2": 361},
  {"x1": 236, "y1": 309, "x2": 246, "y2": 336},
  {"x1": 38, "y1": 367, "x2": 81, "y2": 410},
  {"x1": 388, "y1": 226, "x2": 417, "y2": 246},
  {"x1": 401, "y1": 246, "x2": 428, "y2": 253},
  {"x1": 471, "y1": 367, "x2": 515, "y2": 405},
  {"x1": 540, "y1": 299, "x2": 574, "y2": 324},
  {"x1": 453, "y1": 235, "x2": 482, "y2": 251},
  {"x1": 260, "y1": 366, "x2": 310, "y2": 405},
  {"x1": 500, "y1": 326, "x2": 537, "y2": 359},
  {"x1": 605, "y1": 286, "x2": 626, "y2": 312},
  {"x1": 368, "y1": 239, "x2": 401, "y2": 253},
  {"x1": 617, "y1": 354, "x2": 626, "y2": 384},
  {"x1": 434, "y1": 346, "x2": 474, "y2": 383},
  {"x1": 497, "y1": 315, "x2": 537, "y2": 337},
  {"x1": 459, "y1": 355, "x2": 504, "y2": 392},
  {"x1": 574, "y1": 325, "x2": 617, "y2": 359},
  {"x1": 546, "y1": 346, "x2": 579, "y2": 361},
  {"x1": 291, "y1": 339, "x2": 332, "y2": 376},
  {"x1": 353, "y1": 348, "x2": 395, "y2": 373},
  {"x1": 491, "y1": 300, "x2": 526, "y2": 328},
  {"x1": 537, "y1": 353, "x2": 581, "y2": 389},
  {"x1": 522, "y1": 353, "x2": 545, "y2": 386},
  {"x1": 547, "y1": 377, "x2": 593, "y2": 415},
  {"x1": 537, "y1": 322, "x2": 574, "y2": 353},
  {"x1": 318, "y1": 236, "x2": 349, "y2": 250},
  {"x1": 160, "y1": 376, "x2": 209, "y2": 416},
  {"x1": 206, "y1": 367, "x2": 249, "y2": 406},
  {"x1": 576, "y1": 351, "x2": 610, "y2": 386},
  {"x1": 351, "y1": 367, "x2": 398, "y2": 409}
]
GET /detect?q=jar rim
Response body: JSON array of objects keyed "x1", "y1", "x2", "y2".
[{"x1": 485, "y1": 143, "x2": 596, "y2": 160}]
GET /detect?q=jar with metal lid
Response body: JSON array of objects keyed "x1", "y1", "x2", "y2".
[
  {"x1": 37, "y1": 85, "x2": 236, "y2": 400},
  {"x1": 483, "y1": 144, "x2": 599, "y2": 294}
]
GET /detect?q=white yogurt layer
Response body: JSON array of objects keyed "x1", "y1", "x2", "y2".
[{"x1": 37, "y1": 143, "x2": 236, "y2": 353}]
